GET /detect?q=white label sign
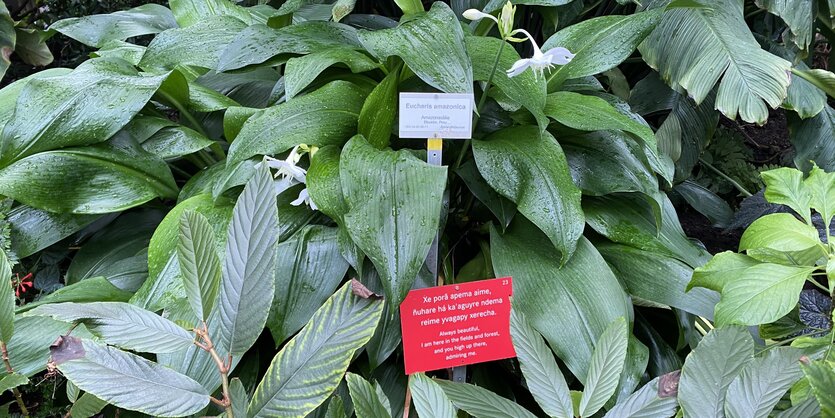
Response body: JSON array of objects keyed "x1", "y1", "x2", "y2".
[{"x1": 399, "y1": 93, "x2": 474, "y2": 139}]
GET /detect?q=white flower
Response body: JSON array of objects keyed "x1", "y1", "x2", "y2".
[
  {"x1": 463, "y1": 2, "x2": 516, "y2": 40},
  {"x1": 506, "y1": 29, "x2": 574, "y2": 79},
  {"x1": 262, "y1": 145, "x2": 318, "y2": 210},
  {"x1": 290, "y1": 188, "x2": 318, "y2": 211},
  {"x1": 463, "y1": 9, "x2": 498, "y2": 24}
]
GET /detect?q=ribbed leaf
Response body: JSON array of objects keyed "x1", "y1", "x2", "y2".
[
  {"x1": 603, "y1": 374, "x2": 678, "y2": 418},
  {"x1": 715, "y1": 263, "x2": 815, "y2": 326},
  {"x1": 6, "y1": 204, "x2": 98, "y2": 259},
  {"x1": 639, "y1": 0, "x2": 791, "y2": 124},
  {"x1": 5, "y1": 316, "x2": 94, "y2": 377},
  {"x1": 724, "y1": 348, "x2": 803, "y2": 418},
  {"x1": 358, "y1": 69, "x2": 398, "y2": 150},
  {"x1": 248, "y1": 282, "x2": 384, "y2": 417},
  {"x1": 285, "y1": 47, "x2": 378, "y2": 99},
  {"x1": 761, "y1": 168, "x2": 813, "y2": 221},
  {"x1": 26, "y1": 302, "x2": 192, "y2": 353},
  {"x1": 49, "y1": 4, "x2": 177, "y2": 47},
  {"x1": 341, "y1": 135, "x2": 447, "y2": 308},
  {"x1": 579, "y1": 317, "x2": 629, "y2": 417},
  {"x1": 178, "y1": 211, "x2": 222, "y2": 321},
  {"x1": 804, "y1": 165, "x2": 835, "y2": 228},
  {"x1": 509, "y1": 310, "x2": 572, "y2": 418},
  {"x1": 409, "y1": 373, "x2": 455, "y2": 418},
  {"x1": 434, "y1": 380, "x2": 538, "y2": 418},
  {"x1": 689, "y1": 251, "x2": 759, "y2": 293},
  {"x1": 229, "y1": 378, "x2": 248, "y2": 418},
  {"x1": 755, "y1": 0, "x2": 814, "y2": 50},
  {"x1": 739, "y1": 213, "x2": 820, "y2": 253},
  {"x1": 16, "y1": 277, "x2": 131, "y2": 315},
  {"x1": 474, "y1": 126, "x2": 583, "y2": 264},
  {"x1": 678, "y1": 326, "x2": 754, "y2": 418},
  {"x1": 51, "y1": 336, "x2": 209, "y2": 417},
  {"x1": 801, "y1": 361, "x2": 835, "y2": 416},
  {"x1": 218, "y1": 164, "x2": 278, "y2": 356},
  {"x1": 357, "y1": 2, "x2": 473, "y2": 94},
  {"x1": 169, "y1": 0, "x2": 252, "y2": 27},
  {"x1": 346, "y1": 373, "x2": 390, "y2": 418},
  {"x1": 139, "y1": 16, "x2": 247, "y2": 71},
  {"x1": 775, "y1": 397, "x2": 821, "y2": 418},
  {"x1": 0, "y1": 250, "x2": 13, "y2": 342}
]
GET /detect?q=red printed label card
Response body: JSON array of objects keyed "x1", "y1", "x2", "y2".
[{"x1": 400, "y1": 277, "x2": 515, "y2": 374}]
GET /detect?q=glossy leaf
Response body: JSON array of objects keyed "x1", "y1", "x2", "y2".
[
  {"x1": 715, "y1": 263, "x2": 815, "y2": 326},
  {"x1": 756, "y1": 0, "x2": 813, "y2": 50},
  {"x1": 579, "y1": 317, "x2": 629, "y2": 417},
  {"x1": 307, "y1": 145, "x2": 348, "y2": 223},
  {"x1": 169, "y1": 0, "x2": 252, "y2": 27},
  {"x1": 49, "y1": 4, "x2": 177, "y2": 47},
  {"x1": 6, "y1": 207, "x2": 98, "y2": 259},
  {"x1": 0, "y1": 250, "x2": 13, "y2": 342},
  {"x1": 177, "y1": 211, "x2": 222, "y2": 322},
  {"x1": 455, "y1": 160, "x2": 516, "y2": 230},
  {"x1": 358, "y1": 2, "x2": 473, "y2": 94},
  {"x1": 789, "y1": 105, "x2": 835, "y2": 172},
  {"x1": 52, "y1": 336, "x2": 209, "y2": 417},
  {"x1": 16, "y1": 277, "x2": 132, "y2": 314},
  {"x1": 434, "y1": 379, "x2": 538, "y2": 418},
  {"x1": 139, "y1": 16, "x2": 247, "y2": 71},
  {"x1": 228, "y1": 81, "x2": 364, "y2": 166},
  {"x1": 0, "y1": 3, "x2": 13, "y2": 82},
  {"x1": 804, "y1": 165, "x2": 835, "y2": 228},
  {"x1": 26, "y1": 302, "x2": 192, "y2": 353},
  {"x1": 409, "y1": 373, "x2": 456, "y2": 418},
  {"x1": 141, "y1": 126, "x2": 213, "y2": 160},
  {"x1": 285, "y1": 47, "x2": 378, "y2": 99},
  {"x1": 675, "y1": 180, "x2": 734, "y2": 228},
  {"x1": 724, "y1": 348, "x2": 803, "y2": 418},
  {"x1": 474, "y1": 126, "x2": 583, "y2": 263},
  {"x1": 346, "y1": 373, "x2": 391, "y2": 418},
  {"x1": 248, "y1": 282, "x2": 384, "y2": 417},
  {"x1": 358, "y1": 68, "x2": 398, "y2": 150},
  {"x1": 218, "y1": 164, "x2": 278, "y2": 356},
  {"x1": 341, "y1": 135, "x2": 447, "y2": 307}
]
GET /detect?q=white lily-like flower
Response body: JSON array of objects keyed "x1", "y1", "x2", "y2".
[
  {"x1": 506, "y1": 29, "x2": 574, "y2": 79},
  {"x1": 463, "y1": 9, "x2": 498, "y2": 24},
  {"x1": 290, "y1": 188, "x2": 318, "y2": 211},
  {"x1": 464, "y1": 2, "x2": 515, "y2": 39},
  {"x1": 263, "y1": 145, "x2": 318, "y2": 211}
]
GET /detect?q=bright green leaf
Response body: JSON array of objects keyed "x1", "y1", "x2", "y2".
[
  {"x1": 739, "y1": 213, "x2": 820, "y2": 254},
  {"x1": 689, "y1": 251, "x2": 760, "y2": 292},
  {"x1": 358, "y1": 68, "x2": 398, "y2": 150},
  {"x1": 285, "y1": 47, "x2": 378, "y2": 99},
  {"x1": 802, "y1": 362, "x2": 835, "y2": 417},
  {"x1": 715, "y1": 263, "x2": 814, "y2": 326},
  {"x1": 0, "y1": 373, "x2": 26, "y2": 394},
  {"x1": 761, "y1": 168, "x2": 813, "y2": 222},
  {"x1": 347, "y1": 373, "x2": 391, "y2": 418},
  {"x1": 178, "y1": 211, "x2": 222, "y2": 322},
  {"x1": 724, "y1": 348, "x2": 803, "y2": 418}
]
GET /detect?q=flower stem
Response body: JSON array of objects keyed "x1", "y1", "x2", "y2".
[
  {"x1": 1, "y1": 341, "x2": 30, "y2": 417},
  {"x1": 194, "y1": 323, "x2": 233, "y2": 418}
]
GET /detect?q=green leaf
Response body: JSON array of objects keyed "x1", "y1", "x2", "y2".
[
  {"x1": 775, "y1": 397, "x2": 821, "y2": 418},
  {"x1": 678, "y1": 326, "x2": 754, "y2": 418},
  {"x1": 228, "y1": 81, "x2": 364, "y2": 166},
  {"x1": 474, "y1": 126, "x2": 583, "y2": 263},
  {"x1": 308, "y1": 145, "x2": 349, "y2": 222},
  {"x1": 804, "y1": 164, "x2": 835, "y2": 229},
  {"x1": 285, "y1": 47, "x2": 378, "y2": 99},
  {"x1": 409, "y1": 373, "x2": 456, "y2": 418},
  {"x1": 229, "y1": 377, "x2": 248, "y2": 418},
  {"x1": 358, "y1": 67, "x2": 398, "y2": 150},
  {"x1": 26, "y1": 302, "x2": 193, "y2": 353},
  {"x1": 218, "y1": 164, "x2": 278, "y2": 356},
  {"x1": 332, "y1": 0, "x2": 357, "y2": 21},
  {"x1": 434, "y1": 379, "x2": 538, "y2": 418},
  {"x1": 69, "y1": 393, "x2": 108, "y2": 418},
  {"x1": 675, "y1": 180, "x2": 734, "y2": 228},
  {"x1": 394, "y1": 0, "x2": 424, "y2": 15},
  {"x1": 346, "y1": 373, "x2": 391, "y2": 418},
  {"x1": 49, "y1": 4, "x2": 177, "y2": 48},
  {"x1": 579, "y1": 317, "x2": 629, "y2": 417},
  {"x1": 141, "y1": 126, "x2": 213, "y2": 160},
  {"x1": 92, "y1": 40, "x2": 145, "y2": 66},
  {"x1": 248, "y1": 281, "x2": 384, "y2": 417},
  {"x1": 467, "y1": 36, "x2": 547, "y2": 129},
  {"x1": 178, "y1": 211, "x2": 222, "y2": 322},
  {"x1": 491, "y1": 218, "x2": 631, "y2": 382},
  {"x1": 13, "y1": 27, "x2": 53, "y2": 67},
  {"x1": 0, "y1": 250, "x2": 13, "y2": 342},
  {"x1": 715, "y1": 263, "x2": 814, "y2": 326},
  {"x1": 724, "y1": 348, "x2": 803, "y2": 418},
  {"x1": 689, "y1": 251, "x2": 760, "y2": 292},
  {"x1": 739, "y1": 213, "x2": 820, "y2": 253},
  {"x1": 0, "y1": 59, "x2": 167, "y2": 166},
  {"x1": 341, "y1": 135, "x2": 447, "y2": 307},
  {"x1": 755, "y1": 0, "x2": 813, "y2": 50},
  {"x1": 638, "y1": 0, "x2": 792, "y2": 124},
  {"x1": 790, "y1": 105, "x2": 835, "y2": 173},
  {"x1": 509, "y1": 310, "x2": 572, "y2": 418},
  {"x1": 6, "y1": 205, "x2": 98, "y2": 258},
  {"x1": 0, "y1": 373, "x2": 27, "y2": 394},
  {"x1": 543, "y1": 9, "x2": 662, "y2": 87},
  {"x1": 0, "y1": 3, "x2": 14, "y2": 83},
  {"x1": 5, "y1": 316, "x2": 94, "y2": 377},
  {"x1": 791, "y1": 68, "x2": 835, "y2": 100},
  {"x1": 802, "y1": 362, "x2": 835, "y2": 417},
  {"x1": 169, "y1": 0, "x2": 253, "y2": 27},
  {"x1": 358, "y1": 2, "x2": 473, "y2": 94},
  {"x1": 761, "y1": 168, "x2": 813, "y2": 222},
  {"x1": 267, "y1": 225, "x2": 349, "y2": 345},
  {"x1": 455, "y1": 160, "x2": 516, "y2": 230},
  {"x1": 51, "y1": 336, "x2": 209, "y2": 417},
  {"x1": 0, "y1": 139, "x2": 177, "y2": 214},
  {"x1": 16, "y1": 277, "x2": 132, "y2": 317},
  {"x1": 139, "y1": 16, "x2": 247, "y2": 71},
  {"x1": 603, "y1": 374, "x2": 679, "y2": 418}
]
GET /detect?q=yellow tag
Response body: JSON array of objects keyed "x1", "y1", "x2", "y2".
[{"x1": 427, "y1": 138, "x2": 443, "y2": 151}]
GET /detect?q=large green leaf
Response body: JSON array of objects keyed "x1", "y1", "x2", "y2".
[
  {"x1": 0, "y1": 68, "x2": 71, "y2": 136},
  {"x1": 358, "y1": 2, "x2": 473, "y2": 94},
  {"x1": 775, "y1": 397, "x2": 821, "y2": 418},
  {"x1": 543, "y1": 9, "x2": 662, "y2": 87},
  {"x1": 69, "y1": 393, "x2": 108, "y2": 418},
  {"x1": 0, "y1": 373, "x2": 27, "y2": 394},
  {"x1": 5, "y1": 316, "x2": 94, "y2": 377},
  {"x1": 51, "y1": 336, "x2": 209, "y2": 417},
  {"x1": 755, "y1": 0, "x2": 814, "y2": 50},
  {"x1": 267, "y1": 225, "x2": 349, "y2": 345},
  {"x1": 434, "y1": 380, "x2": 537, "y2": 418},
  {"x1": 491, "y1": 218, "x2": 631, "y2": 382},
  {"x1": 358, "y1": 68, "x2": 398, "y2": 150},
  {"x1": 248, "y1": 281, "x2": 384, "y2": 417},
  {"x1": 802, "y1": 362, "x2": 835, "y2": 416},
  {"x1": 603, "y1": 374, "x2": 679, "y2": 418},
  {"x1": 26, "y1": 302, "x2": 192, "y2": 353},
  {"x1": 228, "y1": 81, "x2": 364, "y2": 166},
  {"x1": 169, "y1": 0, "x2": 253, "y2": 27},
  {"x1": 0, "y1": 58, "x2": 167, "y2": 166},
  {"x1": 579, "y1": 317, "x2": 629, "y2": 417},
  {"x1": 409, "y1": 373, "x2": 456, "y2": 418},
  {"x1": 0, "y1": 3, "x2": 13, "y2": 82},
  {"x1": 509, "y1": 310, "x2": 573, "y2": 418},
  {"x1": 804, "y1": 164, "x2": 835, "y2": 228},
  {"x1": 724, "y1": 348, "x2": 803, "y2": 418},
  {"x1": 739, "y1": 213, "x2": 821, "y2": 254},
  {"x1": 689, "y1": 251, "x2": 760, "y2": 293},
  {"x1": 761, "y1": 168, "x2": 812, "y2": 222},
  {"x1": 715, "y1": 263, "x2": 815, "y2": 326},
  {"x1": 177, "y1": 211, "x2": 222, "y2": 322},
  {"x1": 6, "y1": 205, "x2": 98, "y2": 258},
  {"x1": 49, "y1": 4, "x2": 177, "y2": 48},
  {"x1": 678, "y1": 326, "x2": 754, "y2": 418},
  {"x1": 340, "y1": 135, "x2": 447, "y2": 307},
  {"x1": 346, "y1": 373, "x2": 391, "y2": 418},
  {"x1": 307, "y1": 145, "x2": 349, "y2": 223},
  {"x1": 16, "y1": 277, "x2": 132, "y2": 314},
  {"x1": 218, "y1": 164, "x2": 278, "y2": 356},
  {"x1": 639, "y1": 0, "x2": 792, "y2": 124},
  {"x1": 285, "y1": 47, "x2": 379, "y2": 99},
  {"x1": 139, "y1": 16, "x2": 247, "y2": 71},
  {"x1": 474, "y1": 125, "x2": 583, "y2": 263},
  {"x1": 0, "y1": 250, "x2": 13, "y2": 342},
  {"x1": 141, "y1": 126, "x2": 214, "y2": 160}
]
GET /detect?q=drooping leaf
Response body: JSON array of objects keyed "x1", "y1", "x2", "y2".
[
  {"x1": 801, "y1": 362, "x2": 835, "y2": 416},
  {"x1": 358, "y1": 68, "x2": 398, "y2": 150},
  {"x1": 218, "y1": 164, "x2": 278, "y2": 356},
  {"x1": 248, "y1": 282, "x2": 384, "y2": 417},
  {"x1": 715, "y1": 263, "x2": 815, "y2": 326},
  {"x1": 51, "y1": 336, "x2": 209, "y2": 417},
  {"x1": 26, "y1": 302, "x2": 193, "y2": 354},
  {"x1": 675, "y1": 180, "x2": 734, "y2": 228},
  {"x1": 346, "y1": 373, "x2": 391, "y2": 418},
  {"x1": 579, "y1": 317, "x2": 629, "y2": 417},
  {"x1": 228, "y1": 81, "x2": 364, "y2": 166},
  {"x1": 689, "y1": 251, "x2": 760, "y2": 293},
  {"x1": 789, "y1": 105, "x2": 835, "y2": 173},
  {"x1": 0, "y1": 3, "x2": 14, "y2": 82},
  {"x1": 603, "y1": 374, "x2": 679, "y2": 418},
  {"x1": 139, "y1": 16, "x2": 247, "y2": 71},
  {"x1": 69, "y1": 393, "x2": 108, "y2": 418},
  {"x1": 474, "y1": 125, "x2": 583, "y2": 264},
  {"x1": 340, "y1": 135, "x2": 447, "y2": 307},
  {"x1": 285, "y1": 47, "x2": 379, "y2": 99},
  {"x1": 724, "y1": 348, "x2": 803, "y2": 418},
  {"x1": 804, "y1": 164, "x2": 835, "y2": 228},
  {"x1": 177, "y1": 211, "x2": 222, "y2": 322},
  {"x1": 6, "y1": 205, "x2": 99, "y2": 258},
  {"x1": 0, "y1": 373, "x2": 27, "y2": 394},
  {"x1": 678, "y1": 326, "x2": 754, "y2": 418},
  {"x1": 358, "y1": 2, "x2": 473, "y2": 94},
  {"x1": 491, "y1": 218, "x2": 631, "y2": 382},
  {"x1": 0, "y1": 250, "x2": 13, "y2": 342},
  {"x1": 434, "y1": 379, "x2": 538, "y2": 418},
  {"x1": 49, "y1": 4, "x2": 177, "y2": 48},
  {"x1": 639, "y1": 0, "x2": 792, "y2": 124},
  {"x1": 169, "y1": 0, "x2": 253, "y2": 27},
  {"x1": 755, "y1": 0, "x2": 814, "y2": 50},
  {"x1": 455, "y1": 160, "x2": 516, "y2": 230},
  {"x1": 409, "y1": 373, "x2": 456, "y2": 418},
  {"x1": 761, "y1": 168, "x2": 813, "y2": 221},
  {"x1": 509, "y1": 310, "x2": 573, "y2": 418}
]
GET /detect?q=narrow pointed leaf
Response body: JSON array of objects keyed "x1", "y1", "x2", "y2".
[
  {"x1": 0, "y1": 250, "x2": 13, "y2": 341},
  {"x1": 358, "y1": 68, "x2": 398, "y2": 150},
  {"x1": 603, "y1": 373, "x2": 679, "y2": 418},
  {"x1": 434, "y1": 379, "x2": 538, "y2": 418},
  {"x1": 229, "y1": 378, "x2": 248, "y2": 418},
  {"x1": 579, "y1": 317, "x2": 629, "y2": 417},
  {"x1": 347, "y1": 373, "x2": 391, "y2": 418},
  {"x1": 178, "y1": 211, "x2": 222, "y2": 321},
  {"x1": 285, "y1": 47, "x2": 378, "y2": 99},
  {"x1": 409, "y1": 373, "x2": 455, "y2": 418}
]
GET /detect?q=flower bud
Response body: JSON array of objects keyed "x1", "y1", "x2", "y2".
[{"x1": 499, "y1": 1, "x2": 516, "y2": 39}]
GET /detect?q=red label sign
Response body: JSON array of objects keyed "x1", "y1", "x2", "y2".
[{"x1": 400, "y1": 277, "x2": 515, "y2": 374}]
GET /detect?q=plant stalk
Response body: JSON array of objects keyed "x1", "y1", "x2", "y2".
[
  {"x1": 698, "y1": 158, "x2": 753, "y2": 197},
  {"x1": 1, "y1": 341, "x2": 30, "y2": 417},
  {"x1": 194, "y1": 324, "x2": 233, "y2": 418}
]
